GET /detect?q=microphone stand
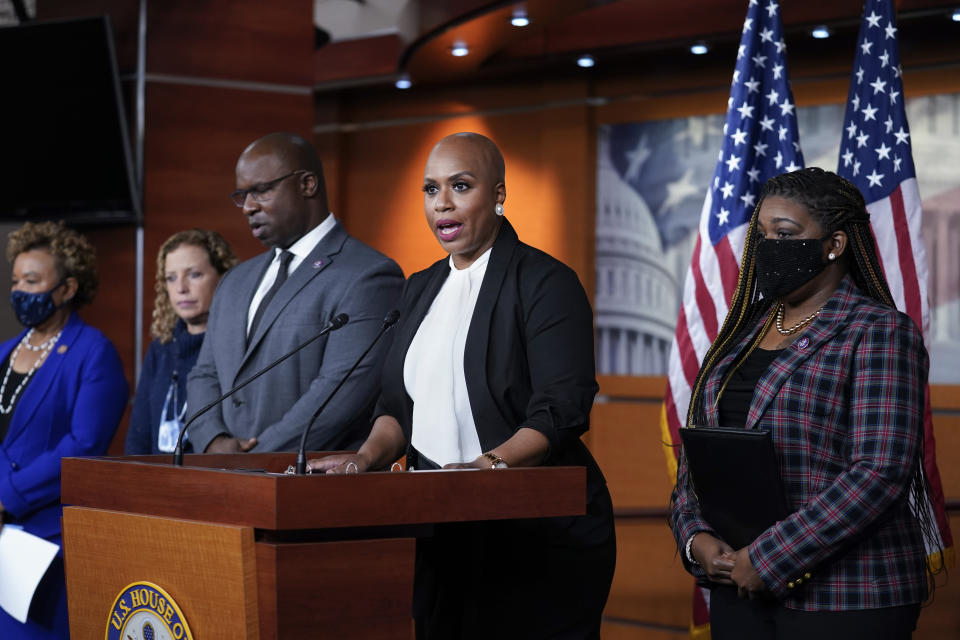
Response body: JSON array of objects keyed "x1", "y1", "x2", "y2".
[
  {"x1": 172, "y1": 313, "x2": 348, "y2": 466},
  {"x1": 294, "y1": 310, "x2": 399, "y2": 474}
]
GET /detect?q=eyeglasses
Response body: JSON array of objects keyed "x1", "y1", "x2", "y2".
[{"x1": 230, "y1": 170, "x2": 305, "y2": 208}]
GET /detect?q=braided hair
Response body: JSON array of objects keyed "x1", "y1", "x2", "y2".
[
  {"x1": 687, "y1": 167, "x2": 893, "y2": 424},
  {"x1": 684, "y1": 166, "x2": 944, "y2": 578}
]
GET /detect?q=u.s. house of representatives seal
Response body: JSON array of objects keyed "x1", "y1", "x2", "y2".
[{"x1": 105, "y1": 582, "x2": 193, "y2": 640}]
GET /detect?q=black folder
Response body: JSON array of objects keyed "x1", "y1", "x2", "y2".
[{"x1": 679, "y1": 426, "x2": 789, "y2": 549}]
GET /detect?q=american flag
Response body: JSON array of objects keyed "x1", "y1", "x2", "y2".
[
  {"x1": 836, "y1": 0, "x2": 953, "y2": 564},
  {"x1": 660, "y1": 0, "x2": 803, "y2": 629}
]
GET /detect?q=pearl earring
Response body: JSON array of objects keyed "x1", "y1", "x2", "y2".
[
  {"x1": 495, "y1": 203, "x2": 504, "y2": 216},
  {"x1": 828, "y1": 252, "x2": 836, "y2": 261}
]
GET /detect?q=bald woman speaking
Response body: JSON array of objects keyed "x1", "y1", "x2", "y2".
[{"x1": 309, "y1": 133, "x2": 616, "y2": 638}]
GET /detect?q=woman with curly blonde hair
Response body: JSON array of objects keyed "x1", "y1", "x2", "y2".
[
  {"x1": 1, "y1": 221, "x2": 128, "y2": 638},
  {"x1": 126, "y1": 230, "x2": 236, "y2": 455}
]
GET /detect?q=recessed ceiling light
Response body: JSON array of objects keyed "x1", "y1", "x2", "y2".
[
  {"x1": 690, "y1": 42, "x2": 709, "y2": 55},
  {"x1": 451, "y1": 41, "x2": 469, "y2": 57},
  {"x1": 812, "y1": 25, "x2": 830, "y2": 39},
  {"x1": 576, "y1": 54, "x2": 595, "y2": 68},
  {"x1": 511, "y1": 7, "x2": 530, "y2": 27},
  {"x1": 395, "y1": 73, "x2": 412, "y2": 90}
]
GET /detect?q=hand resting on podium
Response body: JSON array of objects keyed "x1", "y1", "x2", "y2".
[
  {"x1": 204, "y1": 434, "x2": 258, "y2": 454},
  {"x1": 307, "y1": 415, "x2": 406, "y2": 474},
  {"x1": 307, "y1": 415, "x2": 550, "y2": 473}
]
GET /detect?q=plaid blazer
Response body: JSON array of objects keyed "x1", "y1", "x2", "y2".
[{"x1": 671, "y1": 276, "x2": 929, "y2": 611}]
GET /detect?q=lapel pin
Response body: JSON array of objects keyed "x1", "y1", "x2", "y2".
[
  {"x1": 57, "y1": 345, "x2": 68, "y2": 354},
  {"x1": 313, "y1": 259, "x2": 324, "y2": 269},
  {"x1": 796, "y1": 337, "x2": 810, "y2": 350}
]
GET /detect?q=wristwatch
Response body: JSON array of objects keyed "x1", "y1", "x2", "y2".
[{"x1": 481, "y1": 452, "x2": 508, "y2": 469}]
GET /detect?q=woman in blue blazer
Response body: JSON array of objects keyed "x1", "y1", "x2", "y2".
[{"x1": 0, "y1": 221, "x2": 128, "y2": 639}]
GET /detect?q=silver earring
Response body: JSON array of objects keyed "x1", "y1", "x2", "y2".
[
  {"x1": 495, "y1": 203, "x2": 504, "y2": 216},
  {"x1": 828, "y1": 252, "x2": 836, "y2": 261}
]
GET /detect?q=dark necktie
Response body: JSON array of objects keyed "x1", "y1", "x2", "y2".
[{"x1": 248, "y1": 250, "x2": 294, "y2": 340}]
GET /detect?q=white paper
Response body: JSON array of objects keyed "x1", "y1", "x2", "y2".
[{"x1": 0, "y1": 525, "x2": 60, "y2": 623}]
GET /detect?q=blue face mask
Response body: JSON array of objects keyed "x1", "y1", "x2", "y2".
[{"x1": 10, "y1": 280, "x2": 67, "y2": 328}]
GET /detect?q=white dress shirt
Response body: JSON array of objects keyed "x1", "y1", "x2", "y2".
[{"x1": 246, "y1": 213, "x2": 336, "y2": 336}]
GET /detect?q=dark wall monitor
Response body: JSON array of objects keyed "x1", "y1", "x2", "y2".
[{"x1": 0, "y1": 16, "x2": 140, "y2": 225}]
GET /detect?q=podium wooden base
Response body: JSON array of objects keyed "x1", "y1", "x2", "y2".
[
  {"x1": 63, "y1": 508, "x2": 258, "y2": 638},
  {"x1": 61, "y1": 453, "x2": 585, "y2": 639}
]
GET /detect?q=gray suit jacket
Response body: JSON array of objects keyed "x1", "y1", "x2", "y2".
[{"x1": 187, "y1": 220, "x2": 403, "y2": 453}]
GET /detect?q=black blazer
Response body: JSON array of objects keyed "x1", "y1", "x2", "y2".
[{"x1": 376, "y1": 219, "x2": 612, "y2": 546}]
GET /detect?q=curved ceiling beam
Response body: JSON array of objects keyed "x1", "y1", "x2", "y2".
[{"x1": 400, "y1": 0, "x2": 595, "y2": 84}]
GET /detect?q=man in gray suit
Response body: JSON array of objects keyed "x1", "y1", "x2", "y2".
[{"x1": 188, "y1": 132, "x2": 403, "y2": 454}]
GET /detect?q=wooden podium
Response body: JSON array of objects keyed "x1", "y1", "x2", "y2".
[{"x1": 60, "y1": 454, "x2": 586, "y2": 639}]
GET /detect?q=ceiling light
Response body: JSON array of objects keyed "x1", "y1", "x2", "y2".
[
  {"x1": 395, "y1": 73, "x2": 412, "y2": 90},
  {"x1": 690, "y1": 42, "x2": 709, "y2": 55},
  {"x1": 812, "y1": 25, "x2": 830, "y2": 39},
  {"x1": 576, "y1": 54, "x2": 595, "y2": 68},
  {"x1": 952, "y1": 8, "x2": 960, "y2": 21},
  {"x1": 511, "y1": 7, "x2": 530, "y2": 27},
  {"x1": 451, "y1": 41, "x2": 469, "y2": 57}
]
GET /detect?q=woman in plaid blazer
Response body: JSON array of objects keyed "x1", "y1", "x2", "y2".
[{"x1": 670, "y1": 168, "x2": 941, "y2": 639}]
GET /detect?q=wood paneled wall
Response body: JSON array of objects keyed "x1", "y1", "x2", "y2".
[{"x1": 39, "y1": 0, "x2": 315, "y2": 453}]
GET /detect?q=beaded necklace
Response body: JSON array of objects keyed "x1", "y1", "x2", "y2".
[
  {"x1": 0, "y1": 329, "x2": 62, "y2": 414},
  {"x1": 20, "y1": 328, "x2": 61, "y2": 352},
  {"x1": 775, "y1": 303, "x2": 823, "y2": 336}
]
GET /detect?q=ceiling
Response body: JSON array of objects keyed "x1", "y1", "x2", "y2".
[
  {"x1": 313, "y1": 0, "x2": 412, "y2": 42},
  {"x1": 6, "y1": 0, "x2": 956, "y2": 91},
  {"x1": 312, "y1": 0, "x2": 960, "y2": 89}
]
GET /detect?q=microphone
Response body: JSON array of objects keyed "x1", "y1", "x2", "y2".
[
  {"x1": 172, "y1": 313, "x2": 349, "y2": 466},
  {"x1": 294, "y1": 309, "x2": 400, "y2": 474}
]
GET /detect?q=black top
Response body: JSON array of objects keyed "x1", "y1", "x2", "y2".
[
  {"x1": 717, "y1": 347, "x2": 783, "y2": 429},
  {"x1": 0, "y1": 353, "x2": 31, "y2": 443}
]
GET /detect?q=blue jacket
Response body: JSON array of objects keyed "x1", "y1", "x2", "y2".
[
  {"x1": 126, "y1": 320, "x2": 204, "y2": 455},
  {"x1": 0, "y1": 312, "x2": 127, "y2": 637},
  {"x1": 0, "y1": 312, "x2": 128, "y2": 541}
]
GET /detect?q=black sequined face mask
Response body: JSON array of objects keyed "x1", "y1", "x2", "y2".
[{"x1": 754, "y1": 236, "x2": 830, "y2": 300}]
